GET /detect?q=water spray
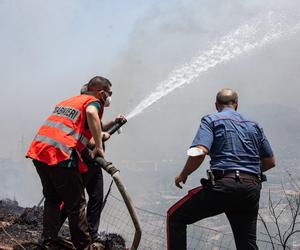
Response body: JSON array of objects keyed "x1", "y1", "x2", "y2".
[{"x1": 126, "y1": 12, "x2": 300, "y2": 121}]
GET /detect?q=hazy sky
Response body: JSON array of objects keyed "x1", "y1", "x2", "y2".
[
  {"x1": 0, "y1": 0, "x2": 162, "y2": 157},
  {"x1": 1, "y1": 0, "x2": 300, "y2": 205},
  {"x1": 1, "y1": 0, "x2": 300, "y2": 158}
]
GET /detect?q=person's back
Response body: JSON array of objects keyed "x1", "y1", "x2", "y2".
[
  {"x1": 167, "y1": 88, "x2": 275, "y2": 250},
  {"x1": 26, "y1": 76, "x2": 113, "y2": 249},
  {"x1": 195, "y1": 108, "x2": 271, "y2": 174}
]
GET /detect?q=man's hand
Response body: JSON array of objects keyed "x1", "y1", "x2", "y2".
[
  {"x1": 115, "y1": 114, "x2": 127, "y2": 123},
  {"x1": 87, "y1": 137, "x2": 96, "y2": 149},
  {"x1": 102, "y1": 132, "x2": 111, "y2": 142},
  {"x1": 91, "y1": 146, "x2": 105, "y2": 159},
  {"x1": 175, "y1": 174, "x2": 188, "y2": 189},
  {"x1": 174, "y1": 151, "x2": 207, "y2": 189},
  {"x1": 102, "y1": 115, "x2": 127, "y2": 132}
]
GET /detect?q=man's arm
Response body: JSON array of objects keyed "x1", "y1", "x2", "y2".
[
  {"x1": 86, "y1": 105, "x2": 104, "y2": 158},
  {"x1": 87, "y1": 131, "x2": 110, "y2": 149},
  {"x1": 258, "y1": 126, "x2": 276, "y2": 173},
  {"x1": 102, "y1": 120, "x2": 115, "y2": 131},
  {"x1": 261, "y1": 156, "x2": 276, "y2": 172},
  {"x1": 175, "y1": 146, "x2": 208, "y2": 188},
  {"x1": 102, "y1": 114, "x2": 127, "y2": 131},
  {"x1": 175, "y1": 116, "x2": 213, "y2": 188}
]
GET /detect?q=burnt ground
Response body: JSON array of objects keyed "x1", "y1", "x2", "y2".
[{"x1": 0, "y1": 199, "x2": 126, "y2": 250}]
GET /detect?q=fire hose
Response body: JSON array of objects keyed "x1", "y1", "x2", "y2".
[
  {"x1": 37, "y1": 119, "x2": 142, "y2": 249},
  {"x1": 100, "y1": 119, "x2": 142, "y2": 250},
  {"x1": 94, "y1": 157, "x2": 142, "y2": 250}
]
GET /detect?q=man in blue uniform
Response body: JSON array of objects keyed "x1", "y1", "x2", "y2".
[{"x1": 167, "y1": 88, "x2": 276, "y2": 250}]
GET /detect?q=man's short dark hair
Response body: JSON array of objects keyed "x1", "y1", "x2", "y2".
[
  {"x1": 87, "y1": 76, "x2": 112, "y2": 91},
  {"x1": 216, "y1": 88, "x2": 238, "y2": 105}
]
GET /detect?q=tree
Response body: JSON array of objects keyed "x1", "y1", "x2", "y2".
[{"x1": 259, "y1": 174, "x2": 300, "y2": 250}]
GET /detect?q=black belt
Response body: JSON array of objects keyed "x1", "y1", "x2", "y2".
[{"x1": 212, "y1": 169, "x2": 261, "y2": 181}]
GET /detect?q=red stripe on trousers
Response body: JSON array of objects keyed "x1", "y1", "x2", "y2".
[{"x1": 166, "y1": 186, "x2": 204, "y2": 250}]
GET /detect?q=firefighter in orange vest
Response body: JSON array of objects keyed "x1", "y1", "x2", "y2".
[
  {"x1": 80, "y1": 83, "x2": 126, "y2": 242},
  {"x1": 26, "y1": 76, "x2": 113, "y2": 249},
  {"x1": 59, "y1": 81, "x2": 126, "y2": 243}
]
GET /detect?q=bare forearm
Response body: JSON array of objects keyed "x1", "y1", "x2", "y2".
[
  {"x1": 86, "y1": 107, "x2": 103, "y2": 149},
  {"x1": 102, "y1": 114, "x2": 127, "y2": 131},
  {"x1": 102, "y1": 120, "x2": 115, "y2": 131},
  {"x1": 175, "y1": 145, "x2": 208, "y2": 188},
  {"x1": 261, "y1": 156, "x2": 276, "y2": 172},
  {"x1": 180, "y1": 155, "x2": 205, "y2": 178}
]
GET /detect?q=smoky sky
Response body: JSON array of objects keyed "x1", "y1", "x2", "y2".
[
  {"x1": 0, "y1": 0, "x2": 155, "y2": 158},
  {"x1": 108, "y1": 0, "x2": 300, "y2": 162},
  {"x1": 1, "y1": 0, "x2": 300, "y2": 205}
]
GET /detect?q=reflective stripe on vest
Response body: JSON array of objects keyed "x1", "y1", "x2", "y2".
[
  {"x1": 43, "y1": 120, "x2": 89, "y2": 147},
  {"x1": 26, "y1": 95, "x2": 102, "y2": 165},
  {"x1": 34, "y1": 134, "x2": 73, "y2": 155}
]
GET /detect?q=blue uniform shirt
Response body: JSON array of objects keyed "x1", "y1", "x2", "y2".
[{"x1": 191, "y1": 108, "x2": 273, "y2": 174}]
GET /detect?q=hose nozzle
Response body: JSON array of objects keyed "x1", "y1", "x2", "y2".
[{"x1": 107, "y1": 119, "x2": 127, "y2": 135}]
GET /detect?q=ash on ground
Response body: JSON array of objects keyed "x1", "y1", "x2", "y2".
[{"x1": 0, "y1": 199, "x2": 126, "y2": 250}]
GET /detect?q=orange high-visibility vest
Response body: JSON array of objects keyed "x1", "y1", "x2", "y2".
[{"x1": 26, "y1": 95, "x2": 103, "y2": 170}]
